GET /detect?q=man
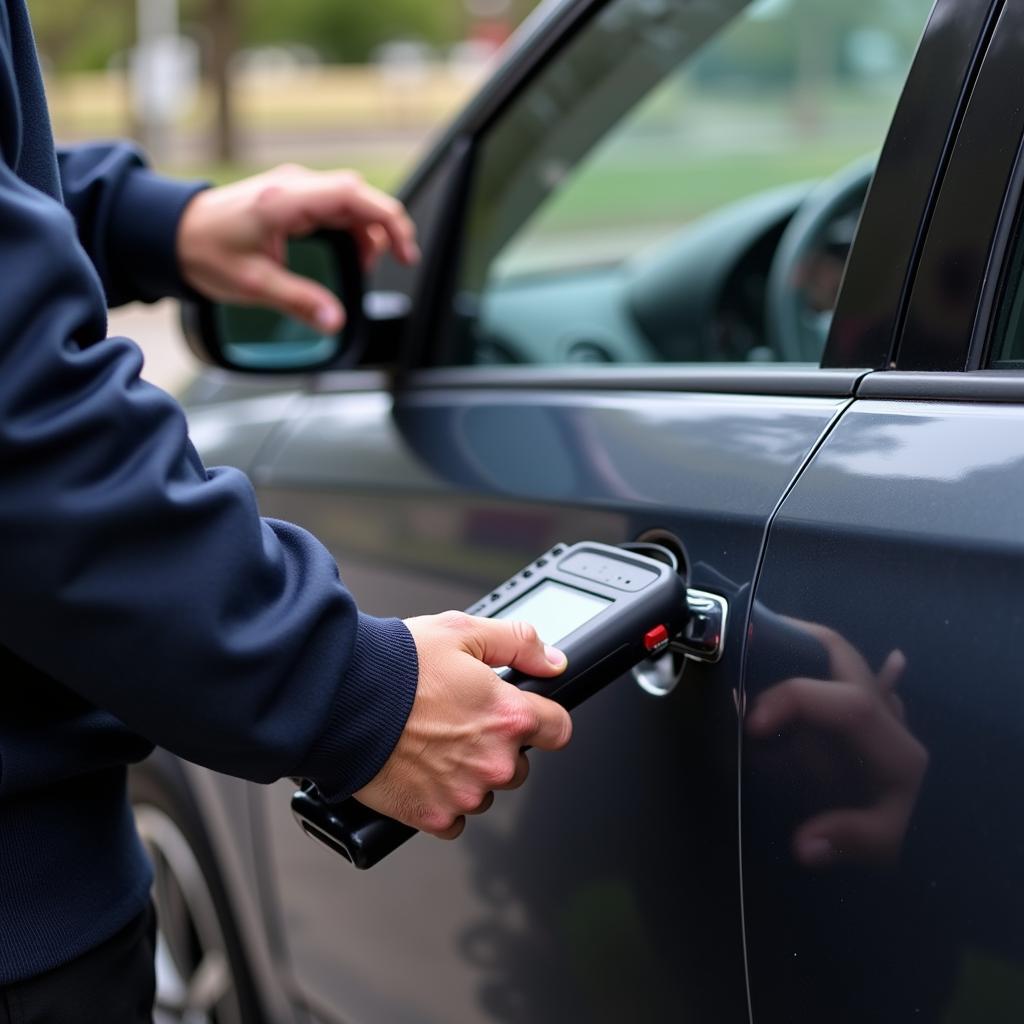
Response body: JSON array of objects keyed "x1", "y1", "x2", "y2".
[{"x1": 0, "y1": 2, "x2": 573, "y2": 1019}]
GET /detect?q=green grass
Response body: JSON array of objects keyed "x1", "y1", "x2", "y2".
[
  {"x1": 163, "y1": 158, "x2": 409, "y2": 192},
  {"x1": 532, "y1": 144, "x2": 874, "y2": 234}
]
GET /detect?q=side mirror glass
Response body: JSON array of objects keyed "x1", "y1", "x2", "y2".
[{"x1": 183, "y1": 230, "x2": 364, "y2": 374}]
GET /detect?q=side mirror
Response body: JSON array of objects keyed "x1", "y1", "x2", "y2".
[{"x1": 182, "y1": 230, "x2": 364, "y2": 373}]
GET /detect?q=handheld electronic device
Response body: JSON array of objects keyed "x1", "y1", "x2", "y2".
[{"x1": 292, "y1": 541, "x2": 689, "y2": 869}]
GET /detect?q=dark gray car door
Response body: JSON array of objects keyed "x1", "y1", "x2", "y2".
[
  {"x1": 743, "y1": 6, "x2": 1024, "y2": 1020},
  {"x1": 238, "y1": 0, "x2": 964, "y2": 1020},
  {"x1": 253, "y1": 377, "x2": 849, "y2": 1024}
]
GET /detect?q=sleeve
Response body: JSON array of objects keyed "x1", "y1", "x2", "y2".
[
  {"x1": 0, "y1": 153, "x2": 418, "y2": 800},
  {"x1": 57, "y1": 142, "x2": 208, "y2": 308}
]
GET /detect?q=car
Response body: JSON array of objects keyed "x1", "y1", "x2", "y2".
[{"x1": 132, "y1": 0, "x2": 1024, "y2": 1020}]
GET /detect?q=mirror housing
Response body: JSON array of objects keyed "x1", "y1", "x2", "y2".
[{"x1": 181, "y1": 230, "x2": 364, "y2": 374}]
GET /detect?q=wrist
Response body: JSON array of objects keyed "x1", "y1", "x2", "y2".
[
  {"x1": 297, "y1": 614, "x2": 419, "y2": 802},
  {"x1": 176, "y1": 187, "x2": 215, "y2": 295}
]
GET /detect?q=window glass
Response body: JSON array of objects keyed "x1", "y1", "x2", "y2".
[
  {"x1": 445, "y1": 0, "x2": 934, "y2": 367},
  {"x1": 991, "y1": 224, "x2": 1024, "y2": 367}
]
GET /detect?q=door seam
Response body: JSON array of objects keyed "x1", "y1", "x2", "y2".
[{"x1": 736, "y1": 391, "x2": 859, "y2": 1024}]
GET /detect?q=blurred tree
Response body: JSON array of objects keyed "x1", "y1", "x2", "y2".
[
  {"x1": 31, "y1": 0, "x2": 545, "y2": 72},
  {"x1": 29, "y1": 0, "x2": 133, "y2": 72},
  {"x1": 206, "y1": 0, "x2": 237, "y2": 162},
  {"x1": 241, "y1": 0, "x2": 464, "y2": 62}
]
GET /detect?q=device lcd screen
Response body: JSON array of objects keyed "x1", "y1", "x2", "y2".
[{"x1": 495, "y1": 580, "x2": 612, "y2": 646}]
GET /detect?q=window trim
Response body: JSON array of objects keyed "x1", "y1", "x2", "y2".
[
  {"x1": 315, "y1": 363, "x2": 867, "y2": 399},
  {"x1": 398, "y1": 0, "x2": 607, "y2": 207},
  {"x1": 893, "y1": 0, "x2": 1024, "y2": 372},
  {"x1": 856, "y1": 369, "x2": 1024, "y2": 402},
  {"x1": 823, "y1": 0, "x2": 1004, "y2": 371},
  {"x1": 969, "y1": 121, "x2": 1024, "y2": 371}
]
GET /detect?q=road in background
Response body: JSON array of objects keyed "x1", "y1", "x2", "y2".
[{"x1": 109, "y1": 301, "x2": 197, "y2": 397}]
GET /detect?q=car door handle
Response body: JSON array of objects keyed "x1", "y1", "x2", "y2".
[
  {"x1": 674, "y1": 588, "x2": 728, "y2": 663},
  {"x1": 632, "y1": 588, "x2": 727, "y2": 697}
]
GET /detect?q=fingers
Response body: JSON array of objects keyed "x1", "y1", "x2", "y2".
[
  {"x1": 793, "y1": 802, "x2": 906, "y2": 868},
  {"x1": 783, "y1": 617, "x2": 872, "y2": 684},
  {"x1": 746, "y1": 677, "x2": 871, "y2": 737},
  {"x1": 515, "y1": 690, "x2": 573, "y2": 751},
  {"x1": 237, "y1": 256, "x2": 345, "y2": 332},
  {"x1": 425, "y1": 816, "x2": 466, "y2": 841},
  {"x1": 746, "y1": 676, "x2": 907, "y2": 773},
  {"x1": 466, "y1": 791, "x2": 495, "y2": 816},
  {"x1": 877, "y1": 649, "x2": 907, "y2": 692},
  {"x1": 319, "y1": 174, "x2": 419, "y2": 265},
  {"x1": 353, "y1": 223, "x2": 390, "y2": 271},
  {"x1": 507, "y1": 753, "x2": 532, "y2": 790},
  {"x1": 255, "y1": 171, "x2": 419, "y2": 265},
  {"x1": 425, "y1": 750, "x2": 531, "y2": 838},
  {"x1": 497, "y1": 752, "x2": 531, "y2": 791}
]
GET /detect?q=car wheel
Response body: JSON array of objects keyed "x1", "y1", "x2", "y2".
[{"x1": 130, "y1": 761, "x2": 264, "y2": 1024}]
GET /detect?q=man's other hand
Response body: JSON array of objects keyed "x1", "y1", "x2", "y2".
[
  {"x1": 354, "y1": 612, "x2": 574, "y2": 840},
  {"x1": 177, "y1": 163, "x2": 419, "y2": 333}
]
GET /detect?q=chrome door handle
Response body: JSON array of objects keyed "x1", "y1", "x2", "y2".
[
  {"x1": 632, "y1": 588, "x2": 728, "y2": 697},
  {"x1": 673, "y1": 588, "x2": 728, "y2": 664}
]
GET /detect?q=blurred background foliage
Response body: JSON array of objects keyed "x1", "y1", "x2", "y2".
[
  {"x1": 28, "y1": 0, "x2": 930, "y2": 191},
  {"x1": 31, "y1": 0, "x2": 542, "y2": 183},
  {"x1": 30, "y1": 0, "x2": 540, "y2": 71},
  {"x1": 30, "y1": 0, "x2": 929, "y2": 172}
]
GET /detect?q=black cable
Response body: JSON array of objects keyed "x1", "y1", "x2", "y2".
[{"x1": 616, "y1": 541, "x2": 679, "y2": 574}]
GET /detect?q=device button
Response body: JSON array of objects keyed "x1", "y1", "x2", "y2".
[
  {"x1": 535, "y1": 558, "x2": 548, "y2": 568},
  {"x1": 551, "y1": 546, "x2": 565, "y2": 556},
  {"x1": 491, "y1": 593, "x2": 501, "y2": 601},
  {"x1": 643, "y1": 624, "x2": 670, "y2": 653},
  {"x1": 522, "y1": 569, "x2": 533, "y2": 578}
]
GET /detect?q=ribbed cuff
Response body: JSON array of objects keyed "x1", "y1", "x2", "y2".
[
  {"x1": 109, "y1": 169, "x2": 208, "y2": 302},
  {"x1": 297, "y1": 613, "x2": 419, "y2": 801}
]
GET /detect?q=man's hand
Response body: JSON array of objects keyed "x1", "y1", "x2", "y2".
[
  {"x1": 355, "y1": 611, "x2": 574, "y2": 841},
  {"x1": 177, "y1": 163, "x2": 419, "y2": 333}
]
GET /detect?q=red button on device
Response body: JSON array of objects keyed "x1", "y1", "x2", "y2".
[{"x1": 643, "y1": 624, "x2": 670, "y2": 652}]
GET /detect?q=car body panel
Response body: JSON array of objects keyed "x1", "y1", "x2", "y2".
[
  {"x1": 231, "y1": 386, "x2": 847, "y2": 1023},
  {"x1": 744, "y1": 396, "x2": 1024, "y2": 1022}
]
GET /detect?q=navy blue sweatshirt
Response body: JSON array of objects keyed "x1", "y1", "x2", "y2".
[{"x1": 0, "y1": 0, "x2": 418, "y2": 984}]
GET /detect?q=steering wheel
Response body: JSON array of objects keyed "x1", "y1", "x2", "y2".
[{"x1": 765, "y1": 155, "x2": 877, "y2": 363}]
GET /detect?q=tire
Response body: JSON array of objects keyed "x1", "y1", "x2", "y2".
[{"x1": 129, "y1": 758, "x2": 266, "y2": 1024}]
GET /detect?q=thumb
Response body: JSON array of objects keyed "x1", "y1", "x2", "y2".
[
  {"x1": 239, "y1": 256, "x2": 345, "y2": 332},
  {"x1": 463, "y1": 616, "x2": 568, "y2": 677}
]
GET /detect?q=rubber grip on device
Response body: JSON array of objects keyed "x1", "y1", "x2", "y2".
[{"x1": 291, "y1": 789, "x2": 416, "y2": 870}]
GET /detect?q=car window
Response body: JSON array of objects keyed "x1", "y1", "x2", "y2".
[
  {"x1": 990, "y1": 220, "x2": 1024, "y2": 368},
  {"x1": 442, "y1": 0, "x2": 934, "y2": 368}
]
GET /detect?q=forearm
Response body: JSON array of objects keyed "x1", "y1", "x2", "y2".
[{"x1": 0, "y1": 158, "x2": 417, "y2": 797}]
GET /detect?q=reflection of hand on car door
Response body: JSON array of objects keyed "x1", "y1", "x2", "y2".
[
  {"x1": 355, "y1": 611, "x2": 573, "y2": 840},
  {"x1": 747, "y1": 620, "x2": 928, "y2": 868}
]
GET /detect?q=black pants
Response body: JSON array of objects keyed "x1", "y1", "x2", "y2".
[{"x1": 0, "y1": 903, "x2": 156, "y2": 1024}]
